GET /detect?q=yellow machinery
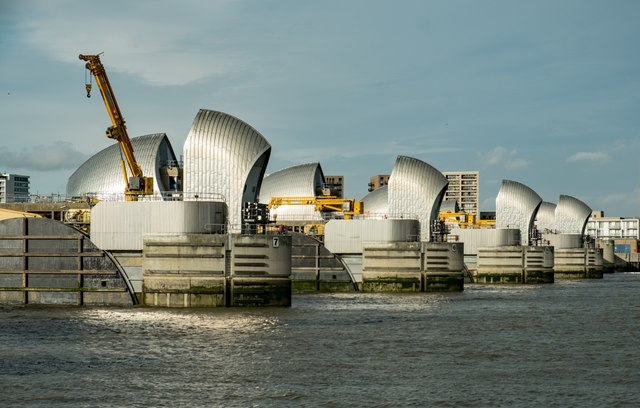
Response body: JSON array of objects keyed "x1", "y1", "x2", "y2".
[
  {"x1": 267, "y1": 196, "x2": 364, "y2": 220},
  {"x1": 80, "y1": 53, "x2": 154, "y2": 201},
  {"x1": 439, "y1": 211, "x2": 495, "y2": 229},
  {"x1": 0, "y1": 208, "x2": 42, "y2": 221}
]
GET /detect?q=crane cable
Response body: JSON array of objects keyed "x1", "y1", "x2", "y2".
[{"x1": 84, "y1": 66, "x2": 93, "y2": 98}]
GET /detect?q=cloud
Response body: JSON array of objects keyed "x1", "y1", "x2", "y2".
[
  {"x1": 505, "y1": 158, "x2": 529, "y2": 171},
  {"x1": 592, "y1": 187, "x2": 640, "y2": 214},
  {"x1": 16, "y1": 1, "x2": 250, "y2": 86},
  {"x1": 1, "y1": 142, "x2": 88, "y2": 171},
  {"x1": 482, "y1": 146, "x2": 529, "y2": 170},
  {"x1": 566, "y1": 151, "x2": 610, "y2": 162}
]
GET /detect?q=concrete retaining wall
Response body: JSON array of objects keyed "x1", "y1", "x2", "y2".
[{"x1": 0, "y1": 218, "x2": 134, "y2": 306}]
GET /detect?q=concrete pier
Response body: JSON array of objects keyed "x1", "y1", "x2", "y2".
[
  {"x1": 476, "y1": 246, "x2": 554, "y2": 284},
  {"x1": 142, "y1": 234, "x2": 226, "y2": 307},
  {"x1": 423, "y1": 242, "x2": 465, "y2": 292},
  {"x1": 554, "y1": 247, "x2": 604, "y2": 279},
  {"x1": 362, "y1": 242, "x2": 464, "y2": 292},
  {"x1": 600, "y1": 240, "x2": 615, "y2": 273},
  {"x1": 142, "y1": 233, "x2": 292, "y2": 307}
]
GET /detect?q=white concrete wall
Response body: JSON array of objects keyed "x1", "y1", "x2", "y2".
[
  {"x1": 91, "y1": 201, "x2": 226, "y2": 250},
  {"x1": 324, "y1": 219, "x2": 419, "y2": 254},
  {"x1": 543, "y1": 233, "x2": 582, "y2": 249},
  {"x1": 449, "y1": 228, "x2": 520, "y2": 255}
]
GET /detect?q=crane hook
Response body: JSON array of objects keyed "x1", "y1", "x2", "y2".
[{"x1": 85, "y1": 83, "x2": 92, "y2": 98}]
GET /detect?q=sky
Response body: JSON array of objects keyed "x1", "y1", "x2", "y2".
[{"x1": 1, "y1": 0, "x2": 639, "y2": 216}]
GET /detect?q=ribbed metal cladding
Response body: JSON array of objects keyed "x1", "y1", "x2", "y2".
[
  {"x1": 388, "y1": 156, "x2": 448, "y2": 242},
  {"x1": 536, "y1": 201, "x2": 557, "y2": 232},
  {"x1": 495, "y1": 180, "x2": 542, "y2": 245},
  {"x1": 361, "y1": 185, "x2": 389, "y2": 217},
  {"x1": 555, "y1": 194, "x2": 591, "y2": 235},
  {"x1": 440, "y1": 199, "x2": 459, "y2": 213},
  {"x1": 258, "y1": 163, "x2": 324, "y2": 221},
  {"x1": 66, "y1": 133, "x2": 177, "y2": 200},
  {"x1": 183, "y1": 110, "x2": 271, "y2": 231}
]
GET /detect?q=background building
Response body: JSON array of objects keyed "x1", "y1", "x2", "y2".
[
  {"x1": 442, "y1": 171, "x2": 479, "y2": 217},
  {"x1": 324, "y1": 175, "x2": 344, "y2": 198},
  {"x1": 368, "y1": 174, "x2": 390, "y2": 192},
  {"x1": 586, "y1": 211, "x2": 640, "y2": 240},
  {"x1": 0, "y1": 173, "x2": 30, "y2": 203}
]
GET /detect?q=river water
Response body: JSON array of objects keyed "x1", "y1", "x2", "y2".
[{"x1": 1, "y1": 273, "x2": 639, "y2": 407}]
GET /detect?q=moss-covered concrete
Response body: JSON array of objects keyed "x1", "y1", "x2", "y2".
[
  {"x1": 189, "y1": 293, "x2": 225, "y2": 307},
  {"x1": 554, "y1": 268, "x2": 604, "y2": 280},
  {"x1": 292, "y1": 280, "x2": 319, "y2": 293},
  {"x1": 231, "y1": 278, "x2": 291, "y2": 307},
  {"x1": 318, "y1": 281, "x2": 355, "y2": 292},
  {"x1": 362, "y1": 273, "x2": 422, "y2": 292},
  {"x1": 424, "y1": 274, "x2": 464, "y2": 292},
  {"x1": 292, "y1": 280, "x2": 355, "y2": 292},
  {"x1": 475, "y1": 272, "x2": 524, "y2": 284},
  {"x1": 524, "y1": 270, "x2": 554, "y2": 284}
]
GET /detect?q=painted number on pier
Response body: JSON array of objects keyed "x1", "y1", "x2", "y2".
[{"x1": 272, "y1": 237, "x2": 280, "y2": 248}]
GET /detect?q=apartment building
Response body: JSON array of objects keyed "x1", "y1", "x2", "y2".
[
  {"x1": 0, "y1": 173, "x2": 30, "y2": 203},
  {"x1": 442, "y1": 171, "x2": 479, "y2": 217}
]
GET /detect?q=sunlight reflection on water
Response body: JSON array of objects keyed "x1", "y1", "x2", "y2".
[{"x1": 1, "y1": 273, "x2": 639, "y2": 407}]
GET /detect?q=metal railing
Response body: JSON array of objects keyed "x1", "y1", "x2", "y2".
[
  {"x1": 204, "y1": 223, "x2": 293, "y2": 236},
  {"x1": 28, "y1": 191, "x2": 227, "y2": 203}
]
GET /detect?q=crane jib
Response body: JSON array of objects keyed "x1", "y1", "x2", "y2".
[{"x1": 79, "y1": 53, "x2": 154, "y2": 201}]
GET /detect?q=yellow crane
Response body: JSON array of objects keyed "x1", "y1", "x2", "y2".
[
  {"x1": 80, "y1": 53, "x2": 153, "y2": 201},
  {"x1": 267, "y1": 196, "x2": 364, "y2": 219},
  {"x1": 439, "y1": 211, "x2": 495, "y2": 229}
]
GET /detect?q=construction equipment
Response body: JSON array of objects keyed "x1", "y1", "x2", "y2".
[
  {"x1": 80, "y1": 53, "x2": 154, "y2": 201},
  {"x1": 267, "y1": 196, "x2": 363, "y2": 219},
  {"x1": 439, "y1": 211, "x2": 495, "y2": 229}
]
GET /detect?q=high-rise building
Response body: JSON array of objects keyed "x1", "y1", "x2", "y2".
[
  {"x1": 442, "y1": 171, "x2": 479, "y2": 217},
  {"x1": 323, "y1": 175, "x2": 344, "y2": 198},
  {"x1": 0, "y1": 173, "x2": 30, "y2": 203},
  {"x1": 368, "y1": 174, "x2": 390, "y2": 192}
]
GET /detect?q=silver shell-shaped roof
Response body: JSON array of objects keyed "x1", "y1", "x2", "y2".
[
  {"x1": 555, "y1": 194, "x2": 591, "y2": 235},
  {"x1": 361, "y1": 185, "x2": 389, "y2": 217},
  {"x1": 258, "y1": 163, "x2": 325, "y2": 221},
  {"x1": 183, "y1": 109, "x2": 271, "y2": 231},
  {"x1": 440, "y1": 199, "x2": 459, "y2": 213},
  {"x1": 496, "y1": 180, "x2": 542, "y2": 245},
  {"x1": 388, "y1": 156, "x2": 448, "y2": 242},
  {"x1": 66, "y1": 133, "x2": 177, "y2": 200},
  {"x1": 536, "y1": 201, "x2": 557, "y2": 233}
]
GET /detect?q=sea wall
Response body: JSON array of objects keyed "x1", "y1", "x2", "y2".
[{"x1": 0, "y1": 217, "x2": 133, "y2": 306}]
